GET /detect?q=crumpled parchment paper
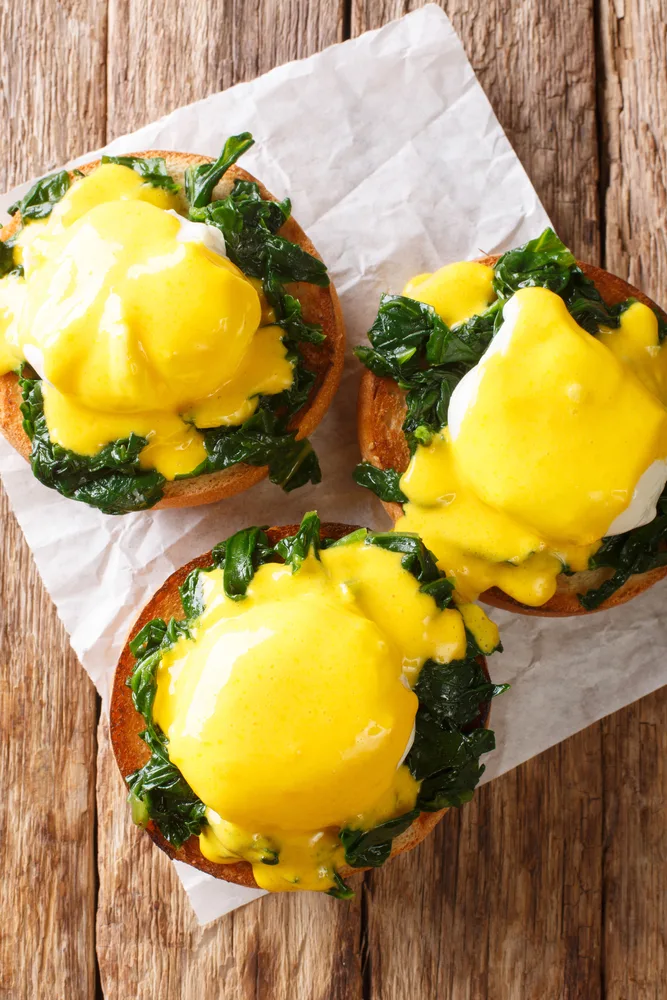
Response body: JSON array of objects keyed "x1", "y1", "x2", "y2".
[{"x1": 1, "y1": 5, "x2": 664, "y2": 923}]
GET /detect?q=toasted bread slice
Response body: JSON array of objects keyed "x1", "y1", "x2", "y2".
[
  {"x1": 358, "y1": 260, "x2": 667, "y2": 616},
  {"x1": 0, "y1": 151, "x2": 345, "y2": 508},
  {"x1": 111, "y1": 522, "x2": 490, "y2": 889}
]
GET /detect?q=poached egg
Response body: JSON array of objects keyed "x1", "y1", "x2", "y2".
[
  {"x1": 398, "y1": 265, "x2": 667, "y2": 606},
  {"x1": 0, "y1": 163, "x2": 294, "y2": 479},
  {"x1": 152, "y1": 537, "x2": 499, "y2": 891}
]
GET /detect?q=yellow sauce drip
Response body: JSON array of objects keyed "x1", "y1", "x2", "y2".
[
  {"x1": 0, "y1": 163, "x2": 295, "y2": 479},
  {"x1": 398, "y1": 276, "x2": 667, "y2": 606},
  {"x1": 152, "y1": 538, "x2": 498, "y2": 891},
  {"x1": 403, "y1": 261, "x2": 495, "y2": 326}
]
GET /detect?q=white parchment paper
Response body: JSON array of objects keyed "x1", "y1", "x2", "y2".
[{"x1": 1, "y1": 5, "x2": 665, "y2": 923}]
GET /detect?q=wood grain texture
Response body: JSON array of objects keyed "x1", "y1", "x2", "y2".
[
  {"x1": 106, "y1": 0, "x2": 345, "y2": 138},
  {"x1": 95, "y1": 3, "x2": 361, "y2": 998},
  {"x1": 96, "y1": 720, "x2": 363, "y2": 1000},
  {"x1": 598, "y1": 0, "x2": 667, "y2": 297},
  {"x1": 363, "y1": 725, "x2": 603, "y2": 1000},
  {"x1": 351, "y1": 3, "x2": 606, "y2": 998},
  {"x1": 599, "y1": 3, "x2": 667, "y2": 996},
  {"x1": 2, "y1": 1, "x2": 665, "y2": 998},
  {"x1": 601, "y1": 690, "x2": 667, "y2": 1000},
  {"x1": 0, "y1": 1, "x2": 106, "y2": 997},
  {"x1": 352, "y1": 0, "x2": 600, "y2": 259}
]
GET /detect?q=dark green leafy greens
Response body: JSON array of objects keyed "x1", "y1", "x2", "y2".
[
  {"x1": 338, "y1": 636, "x2": 506, "y2": 874},
  {"x1": 124, "y1": 512, "x2": 505, "y2": 898},
  {"x1": 352, "y1": 463, "x2": 407, "y2": 503},
  {"x1": 8, "y1": 169, "x2": 70, "y2": 221},
  {"x1": 578, "y1": 489, "x2": 667, "y2": 609},
  {"x1": 213, "y1": 525, "x2": 275, "y2": 600},
  {"x1": 354, "y1": 293, "x2": 498, "y2": 454},
  {"x1": 339, "y1": 810, "x2": 419, "y2": 868},
  {"x1": 0, "y1": 233, "x2": 22, "y2": 278},
  {"x1": 101, "y1": 154, "x2": 180, "y2": 192},
  {"x1": 127, "y1": 615, "x2": 206, "y2": 847},
  {"x1": 20, "y1": 373, "x2": 166, "y2": 514},
  {"x1": 367, "y1": 531, "x2": 455, "y2": 609},
  {"x1": 354, "y1": 227, "x2": 667, "y2": 607},
  {"x1": 492, "y1": 227, "x2": 627, "y2": 335},
  {"x1": 186, "y1": 408, "x2": 322, "y2": 494},
  {"x1": 275, "y1": 510, "x2": 322, "y2": 571},
  {"x1": 409, "y1": 649, "x2": 508, "y2": 811},
  {"x1": 185, "y1": 132, "x2": 255, "y2": 208},
  {"x1": 10, "y1": 135, "x2": 328, "y2": 512}
]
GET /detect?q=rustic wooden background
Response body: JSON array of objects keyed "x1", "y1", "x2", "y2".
[{"x1": 1, "y1": 0, "x2": 666, "y2": 997}]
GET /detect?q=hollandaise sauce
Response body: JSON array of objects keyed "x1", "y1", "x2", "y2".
[
  {"x1": 387, "y1": 254, "x2": 667, "y2": 607},
  {"x1": 131, "y1": 521, "x2": 500, "y2": 893},
  {"x1": 0, "y1": 161, "x2": 295, "y2": 481}
]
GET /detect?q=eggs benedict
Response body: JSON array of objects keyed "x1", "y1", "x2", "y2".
[
  {"x1": 111, "y1": 512, "x2": 505, "y2": 895},
  {"x1": 355, "y1": 229, "x2": 667, "y2": 614},
  {"x1": 0, "y1": 136, "x2": 344, "y2": 513}
]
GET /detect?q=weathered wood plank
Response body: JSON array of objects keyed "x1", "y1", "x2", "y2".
[
  {"x1": 351, "y1": 0, "x2": 600, "y2": 259},
  {"x1": 362, "y1": 727, "x2": 603, "y2": 1000},
  {"x1": 106, "y1": 0, "x2": 345, "y2": 138},
  {"x1": 96, "y1": 4, "x2": 361, "y2": 998},
  {"x1": 598, "y1": 0, "x2": 667, "y2": 296},
  {"x1": 601, "y1": 691, "x2": 667, "y2": 1000},
  {"x1": 96, "y1": 721, "x2": 363, "y2": 1000},
  {"x1": 599, "y1": 3, "x2": 667, "y2": 995},
  {"x1": 351, "y1": 2, "x2": 605, "y2": 997},
  {"x1": 0, "y1": 2, "x2": 106, "y2": 997}
]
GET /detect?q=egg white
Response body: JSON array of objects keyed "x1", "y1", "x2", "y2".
[{"x1": 167, "y1": 211, "x2": 227, "y2": 258}]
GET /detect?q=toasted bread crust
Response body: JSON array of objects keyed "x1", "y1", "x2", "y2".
[
  {"x1": 0, "y1": 151, "x2": 345, "y2": 508},
  {"x1": 357, "y1": 259, "x2": 667, "y2": 616},
  {"x1": 110, "y1": 522, "x2": 489, "y2": 889}
]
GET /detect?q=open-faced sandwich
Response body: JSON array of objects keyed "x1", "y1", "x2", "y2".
[
  {"x1": 355, "y1": 229, "x2": 667, "y2": 615},
  {"x1": 111, "y1": 511, "x2": 505, "y2": 895},
  {"x1": 0, "y1": 135, "x2": 344, "y2": 513}
]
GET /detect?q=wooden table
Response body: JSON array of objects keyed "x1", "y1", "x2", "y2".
[{"x1": 1, "y1": 1, "x2": 665, "y2": 997}]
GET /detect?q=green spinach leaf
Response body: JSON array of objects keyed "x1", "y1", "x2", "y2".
[
  {"x1": 352, "y1": 463, "x2": 407, "y2": 503},
  {"x1": 327, "y1": 872, "x2": 355, "y2": 900},
  {"x1": 493, "y1": 228, "x2": 623, "y2": 335},
  {"x1": 580, "y1": 496, "x2": 667, "y2": 610},
  {"x1": 188, "y1": 406, "x2": 321, "y2": 493},
  {"x1": 127, "y1": 725, "x2": 207, "y2": 848},
  {"x1": 213, "y1": 526, "x2": 275, "y2": 601},
  {"x1": 101, "y1": 154, "x2": 180, "y2": 192},
  {"x1": 354, "y1": 294, "x2": 494, "y2": 455},
  {"x1": 20, "y1": 374, "x2": 165, "y2": 513},
  {"x1": 8, "y1": 170, "x2": 71, "y2": 221},
  {"x1": 179, "y1": 568, "x2": 205, "y2": 619},
  {"x1": 414, "y1": 657, "x2": 509, "y2": 728},
  {"x1": 368, "y1": 530, "x2": 454, "y2": 609},
  {"x1": 275, "y1": 510, "x2": 322, "y2": 571},
  {"x1": 185, "y1": 133, "x2": 255, "y2": 208},
  {"x1": 19, "y1": 374, "x2": 166, "y2": 514},
  {"x1": 340, "y1": 809, "x2": 419, "y2": 868},
  {"x1": 0, "y1": 235, "x2": 22, "y2": 278}
]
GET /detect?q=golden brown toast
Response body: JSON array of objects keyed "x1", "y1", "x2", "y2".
[
  {"x1": 357, "y1": 260, "x2": 667, "y2": 616},
  {"x1": 110, "y1": 522, "x2": 490, "y2": 889},
  {"x1": 0, "y1": 151, "x2": 346, "y2": 508}
]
